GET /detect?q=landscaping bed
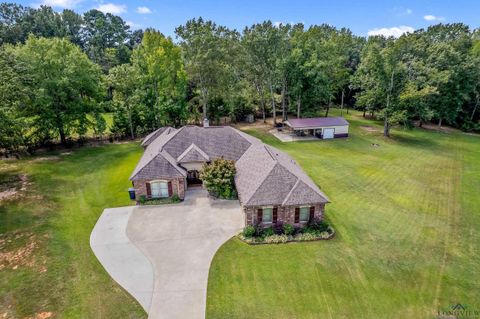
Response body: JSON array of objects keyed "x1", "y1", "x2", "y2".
[
  {"x1": 238, "y1": 218, "x2": 335, "y2": 245},
  {"x1": 138, "y1": 194, "x2": 181, "y2": 205}
]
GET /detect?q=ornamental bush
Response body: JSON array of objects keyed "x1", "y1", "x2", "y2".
[
  {"x1": 242, "y1": 225, "x2": 255, "y2": 238},
  {"x1": 200, "y1": 158, "x2": 237, "y2": 199},
  {"x1": 282, "y1": 223, "x2": 294, "y2": 235}
]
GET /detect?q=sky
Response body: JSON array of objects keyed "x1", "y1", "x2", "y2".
[{"x1": 18, "y1": 0, "x2": 480, "y2": 37}]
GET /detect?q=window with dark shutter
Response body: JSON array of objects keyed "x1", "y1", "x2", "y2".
[
  {"x1": 294, "y1": 207, "x2": 300, "y2": 223},
  {"x1": 146, "y1": 182, "x2": 151, "y2": 197},
  {"x1": 309, "y1": 206, "x2": 315, "y2": 221},
  {"x1": 257, "y1": 208, "x2": 263, "y2": 223},
  {"x1": 273, "y1": 207, "x2": 278, "y2": 223},
  {"x1": 168, "y1": 181, "x2": 173, "y2": 197}
]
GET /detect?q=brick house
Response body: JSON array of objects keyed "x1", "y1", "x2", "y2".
[{"x1": 130, "y1": 125, "x2": 329, "y2": 228}]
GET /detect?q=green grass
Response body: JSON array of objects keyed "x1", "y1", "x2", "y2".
[
  {"x1": 2, "y1": 110, "x2": 479, "y2": 318},
  {"x1": 0, "y1": 143, "x2": 145, "y2": 318},
  {"x1": 206, "y1": 110, "x2": 480, "y2": 318}
]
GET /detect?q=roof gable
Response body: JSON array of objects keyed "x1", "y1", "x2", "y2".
[
  {"x1": 130, "y1": 152, "x2": 185, "y2": 180},
  {"x1": 245, "y1": 163, "x2": 298, "y2": 206},
  {"x1": 177, "y1": 143, "x2": 210, "y2": 163},
  {"x1": 283, "y1": 180, "x2": 329, "y2": 205}
]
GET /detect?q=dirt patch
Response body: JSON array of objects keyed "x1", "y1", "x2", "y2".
[
  {"x1": 33, "y1": 156, "x2": 60, "y2": 162},
  {"x1": 360, "y1": 125, "x2": 380, "y2": 132},
  {"x1": 0, "y1": 232, "x2": 38, "y2": 271},
  {"x1": 0, "y1": 174, "x2": 28, "y2": 201},
  {"x1": 26, "y1": 312, "x2": 54, "y2": 319},
  {"x1": 420, "y1": 123, "x2": 460, "y2": 134}
]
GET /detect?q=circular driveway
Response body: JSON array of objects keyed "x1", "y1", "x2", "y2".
[{"x1": 126, "y1": 187, "x2": 243, "y2": 319}]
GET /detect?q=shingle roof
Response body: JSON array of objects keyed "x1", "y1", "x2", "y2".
[
  {"x1": 177, "y1": 143, "x2": 210, "y2": 163},
  {"x1": 235, "y1": 144, "x2": 329, "y2": 206},
  {"x1": 131, "y1": 125, "x2": 329, "y2": 206},
  {"x1": 285, "y1": 117, "x2": 349, "y2": 129},
  {"x1": 162, "y1": 126, "x2": 252, "y2": 161},
  {"x1": 141, "y1": 127, "x2": 176, "y2": 147}
]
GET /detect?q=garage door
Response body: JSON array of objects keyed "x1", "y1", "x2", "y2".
[{"x1": 323, "y1": 128, "x2": 335, "y2": 139}]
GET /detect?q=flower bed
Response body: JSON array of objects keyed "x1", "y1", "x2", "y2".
[
  {"x1": 138, "y1": 194, "x2": 181, "y2": 205},
  {"x1": 238, "y1": 219, "x2": 335, "y2": 245}
]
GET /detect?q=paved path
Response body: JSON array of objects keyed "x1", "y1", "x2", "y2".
[
  {"x1": 90, "y1": 206, "x2": 155, "y2": 312},
  {"x1": 127, "y1": 188, "x2": 244, "y2": 319}
]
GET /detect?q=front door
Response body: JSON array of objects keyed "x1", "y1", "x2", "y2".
[{"x1": 187, "y1": 170, "x2": 202, "y2": 185}]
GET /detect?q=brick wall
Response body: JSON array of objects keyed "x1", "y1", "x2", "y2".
[
  {"x1": 243, "y1": 203, "x2": 325, "y2": 227},
  {"x1": 132, "y1": 177, "x2": 186, "y2": 200}
]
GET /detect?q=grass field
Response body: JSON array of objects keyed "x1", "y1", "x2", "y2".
[
  {"x1": 0, "y1": 143, "x2": 145, "y2": 318},
  {"x1": 1, "y1": 110, "x2": 479, "y2": 318},
  {"x1": 206, "y1": 110, "x2": 480, "y2": 318}
]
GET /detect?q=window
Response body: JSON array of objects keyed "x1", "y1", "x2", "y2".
[
  {"x1": 151, "y1": 181, "x2": 168, "y2": 198},
  {"x1": 299, "y1": 206, "x2": 309, "y2": 222},
  {"x1": 262, "y1": 207, "x2": 273, "y2": 223}
]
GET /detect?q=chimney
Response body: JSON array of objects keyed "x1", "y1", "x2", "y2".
[{"x1": 203, "y1": 118, "x2": 209, "y2": 127}]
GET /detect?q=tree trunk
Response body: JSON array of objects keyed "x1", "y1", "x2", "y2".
[
  {"x1": 59, "y1": 126, "x2": 66, "y2": 146},
  {"x1": 297, "y1": 95, "x2": 301, "y2": 118},
  {"x1": 438, "y1": 118, "x2": 442, "y2": 127},
  {"x1": 340, "y1": 89, "x2": 344, "y2": 116},
  {"x1": 363, "y1": 109, "x2": 366, "y2": 117},
  {"x1": 127, "y1": 105, "x2": 134, "y2": 139},
  {"x1": 153, "y1": 79, "x2": 160, "y2": 127},
  {"x1": 325, "y1": 97, "x2": 331, "y2": 117},
  {"x1": 269, "y1": 83, "x2": 276, "y2": 125},
  {"x1": 471, "y1": 96, "x2": 479, "y2": 121},
  {"x1": 383, "y1": 115, "x2": 390, "y2": 137},
  {"x1": 384, "y1": 70, "x2": 395, "y2": 137},
  {"x1": 419, "y1": 119, "x2": 423, "y2": 128}
]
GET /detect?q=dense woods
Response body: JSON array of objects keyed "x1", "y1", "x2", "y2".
[{"x1": 1, "y1": 2, "x2": 480, "y2": 154}]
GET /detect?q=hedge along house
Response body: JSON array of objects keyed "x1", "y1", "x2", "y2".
[
  {"x1": 130, "y1": 125, "x2": 330, "y2": 227},
  {"x1": 284, "y1": 117, "x2": 349, "y2": 139}
]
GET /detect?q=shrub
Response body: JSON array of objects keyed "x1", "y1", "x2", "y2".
[
  {"x1": 254, "y1": 224, "x2": 264, "y2": 237},
  {"x1": 171, "y1": 194, "x2": 181, "y2": 203},
  {"x1": 295, "y1": 232, "x2": 318, "y2": 241},
  {"x1": 139, "y1": 195, "x2": 146, "y2": 204},
  {"x1": 262, "y1": 226, "x2": 275, "y2": 237},
  {"x1": 307, "y1": 217, "x2": 330, "y2": 232},
  {"x1": 264, "y1": 234, "x2": 289, "y2": 244},
  {"x1": 242, "y1": 225, "x2": 255, "y2": 238},
  {"x1": 274, "y1": 221, "x2": 284, "y2": 234},
  {"x1": 200, "y1": 158, "x2": 237, "y2": 199},
  {"x1": 283, "y1": 223, "x2": 294, "y2": 235}
]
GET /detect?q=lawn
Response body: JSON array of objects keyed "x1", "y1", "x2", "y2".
[
  {"x1": 0, "y1": 143, "x2": 146, "y2": 318},
  {"x1": 206, "y1": 110, "x2": 480, "y2": 318},
  {"x1": 1, "y1": 110, "x2": 479, "y2": 318}
]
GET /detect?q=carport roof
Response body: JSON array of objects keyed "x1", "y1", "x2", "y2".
[{"x1": 285, "y1": 117, "x2": 349, "y2": 129}]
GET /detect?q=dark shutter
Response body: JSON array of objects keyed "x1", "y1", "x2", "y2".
[
  {"x1": 294, "y1": 207, "x2": 300, "y2": 223},
  {"x1": 309, "y1": 206, "x2": 315, "y2": 221},
  {"x1": 273, "y1": 207, "x2": 278, "y2": 223},
  {"x1": 257, "y1": 208, "x2": 263, "y2": 223},
  {"x1": 146, "y1": 182, "x2": 151, "y2": 197},
  {"x1": 168, "y1": 181, "x2": 173, "y2": 197}
]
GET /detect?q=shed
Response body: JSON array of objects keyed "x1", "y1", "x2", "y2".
[{"x1": 284, "y1": 117, "x2": 349, "y2": 139}]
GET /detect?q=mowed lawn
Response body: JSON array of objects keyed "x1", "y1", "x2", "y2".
[
  {"x1": 207, "y1": 110, "x2": 480, "y2": 318},
  {"x1": 0, "y1": 143, "x2": 146, "y2": 318}
]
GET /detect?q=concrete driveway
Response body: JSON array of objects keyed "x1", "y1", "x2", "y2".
[{"x1": 126, "y1": 187, "x2": 243, "y2": 319}]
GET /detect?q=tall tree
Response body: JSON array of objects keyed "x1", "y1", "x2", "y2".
[
  {"x1": 176, "y1": 18, "x2": 236, "y2": 122},
  {"x1": 15, "y1": 36, "x2": 104, "y2": 145}
]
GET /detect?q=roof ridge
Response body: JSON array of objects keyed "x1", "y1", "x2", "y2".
[
  {"x1": 159, "y1": 126, "x2": 184, "y2": 152},
  {"x1": 264, "y1": 145, "x2": 277, "y2": 161},
  {"x1": 243, "y1": 162, "x2": 277, "y2": 206},
  {"x1": 282, "y1": 178, "x2": 300, "y2": 206}
]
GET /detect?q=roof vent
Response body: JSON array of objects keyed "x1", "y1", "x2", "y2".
[{"x1": 203, "y1": 118, "x2": 209, "y2": 127}]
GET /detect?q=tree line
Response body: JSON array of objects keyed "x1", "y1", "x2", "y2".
[{"x1": 1, "y1": 3, "x2": 479, "y2": 154}]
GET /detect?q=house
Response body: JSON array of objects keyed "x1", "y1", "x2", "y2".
[
  {"x1": 284, "y1": 117, "x2": 349, "y2": 139},
  {"x1": 130, "y1": 125, "x2": 330, "y2": 227}
]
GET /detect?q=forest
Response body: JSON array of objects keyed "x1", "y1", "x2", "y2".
[{"x1": 1, "y1": 2, "x2": 480, "y2": 154}]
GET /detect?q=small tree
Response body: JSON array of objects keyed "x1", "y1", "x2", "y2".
[{"x1": 200, "y1": 158, "x2": 237, "y2": 199}]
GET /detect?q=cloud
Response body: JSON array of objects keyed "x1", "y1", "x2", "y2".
[
  {"x1": 38, "y1": 0, "x2": 83, "y2": 8},
  {"x1": 424, "y1": 15, "x2": 445, "y2": 22},
  {"x1": 405, "y1": 8, "x2": 413, "y2": 15},
  {"x1": 96, "y1": 3, "x2": 127, "y2": 14},
  {"x1": 368, "y1": 25, "x2": 414, "y2": 38},
  {"x1": 136, "y1": 6, "x2": 151, "y2": 14}
]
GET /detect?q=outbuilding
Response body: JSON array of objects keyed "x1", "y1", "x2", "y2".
[{"x1": 284, "y1": 117, "x2": 349, "y2": 139}]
